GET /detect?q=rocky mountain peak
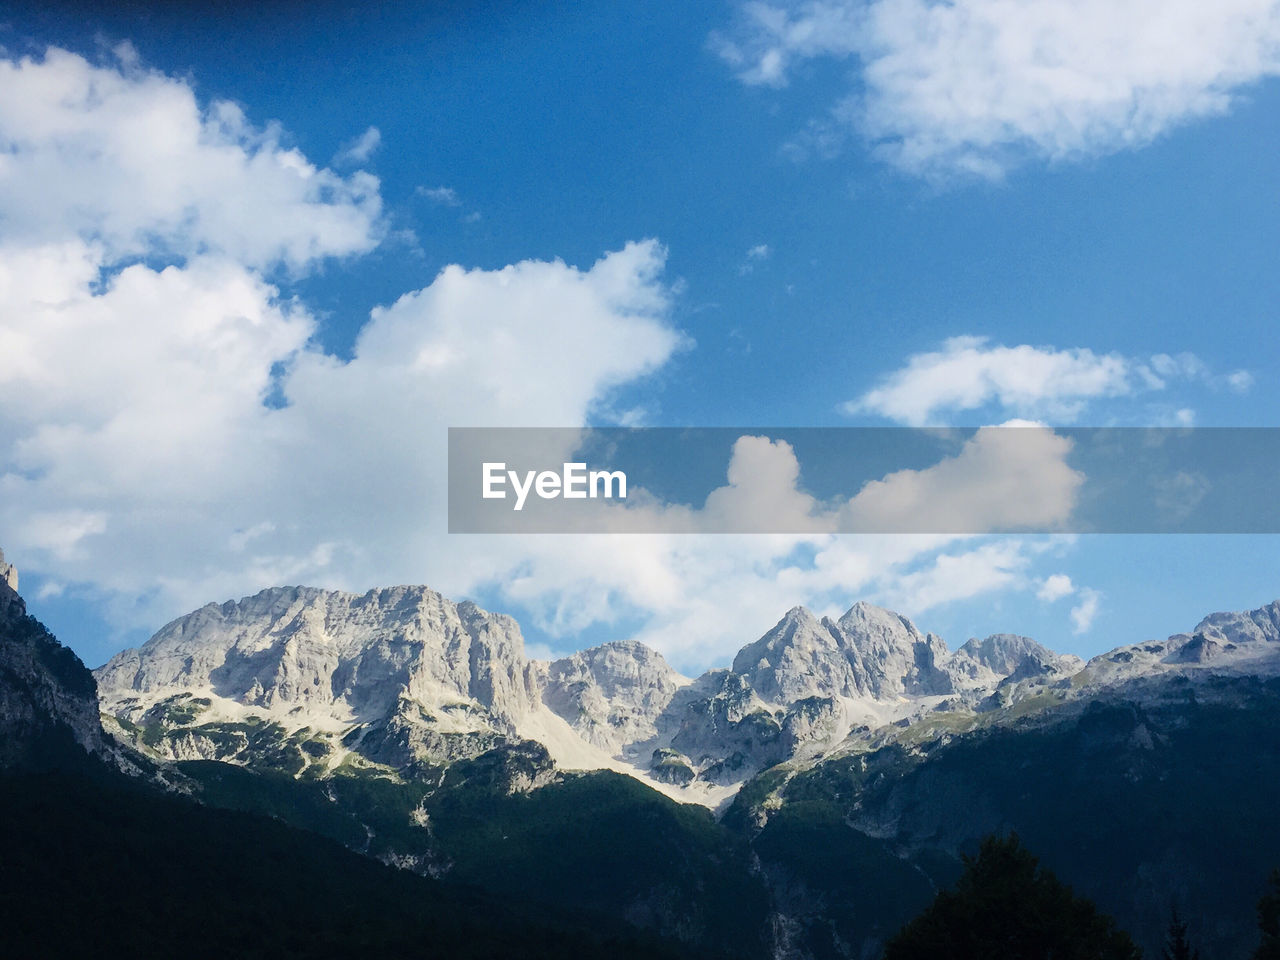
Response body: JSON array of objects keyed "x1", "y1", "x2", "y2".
[
  {"x1": 545, "y1": 640, "x2": 685, "y2": 697},
  {"x1": 0, "y1": 548, "x2": 105, "y2": 765},
  {"x1": 832, "y1": 602, "x2": 954, "y2": 699},
  {"x1": 954, "y1": 633, "x2": 1070, "y2": 678},
  {"x1": 541, "y1": 640, "x2": 689, "y2": 753},
  {"x1": 730, "y1": 605, "x2": 860, "y2": 704},
  {"x1": 1193, "y1": 600, "x2": 1280, "y2": 647},
  {"x1": 835, "y1": 601, "x2": 925, "y2": 645},
  {"x1": 1081, "y1": 598, "x2": 1280, "y2": 687},
  {"x1": 94, "y1": 583, "x2": 542, "y2": 772},
  {"x1": 0, "y1": 549, "x2": 19, "y2": 622},
  {"x1": 0, "y1": 546, "x2": 16, "y2": 593}
]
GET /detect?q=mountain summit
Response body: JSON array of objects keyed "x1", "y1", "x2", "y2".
[{"x1": 0, "y1": 550, "x2": 104, "y2": 766}]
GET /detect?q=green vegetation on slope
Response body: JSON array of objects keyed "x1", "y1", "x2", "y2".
[
  {"x1": 0, "y1": 756, "x2": 702, "y2": 960},
  {"x1": 738, "y1": 680, "x2": 1280, "y2": 958},
  {"x1": 884, "y1": 834, "x2": 1142, "y2": 960},
  {"x1": 178, "y1": 748, "x2": 771, "y2": 959}
]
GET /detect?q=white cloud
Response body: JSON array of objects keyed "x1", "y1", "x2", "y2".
[
  {"x1": 1070, "y1": 587, "x2": 1102, "y2": 633},
  {"x1": 718, "y1": 0, "x2": 1280, "y2": 178},
  {"x1": 1037, "y1": 573, "x2": 1075, "y2": 602},
  {"x1": 35, "y1": 581, "x2": 66, "y2": 601},
  {"x1": 699, "y1": 437, "x2": 831, "y2": 532},
  {"x1": 335, "y1": 126, "x2": 381, "y2": 165},
  {"x1": 873, "y1": 540, "x2": 1030, "y2": 615},
  {"x1": 1227, "y1": 369, "x2": 1256, "y2": 393},
  {"x1": 845, "y1": 336, "x2": 1132, "y2": 424},
  {"x1": 418, "y1": 185, "x2": 461, "y2": 206},
  {"x1": 0, "y1": 47, "x2": 382, "y2": 271},
  {"x1": 1147, "y1": 352, "x2": 1207, "y2": 383},
  {"x1": 843, "y1": 336, "x2": 1239, "y2": 425},
  {"x1": 838, "y1": 423, "x2": 1083, "y2": 532},
  {"x1": 0, "y1": 238, "x2": 684, "y2": 627},
  {"x1": 738, "y1": 243, "x2": 772, "y2": 275}
]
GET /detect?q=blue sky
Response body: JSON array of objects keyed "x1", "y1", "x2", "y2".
[{"x1": 2, "y1": 0, "x2": 1280, "y2": 673}]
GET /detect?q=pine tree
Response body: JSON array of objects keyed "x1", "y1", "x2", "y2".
[
  {"x1": 1255, "y1": 869, "x2": 1280, "y2": 960},
  {"x1": 1162, "y1": 906, "x2": 1200, "y2": 960},
  {"x1": 883, "y1": 833, "x2": 1142, "y2": 960}
]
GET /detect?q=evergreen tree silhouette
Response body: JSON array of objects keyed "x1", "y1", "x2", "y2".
[
  {"x1": 883, "y1": 833, "x2": 1142, "y2": 960},
  {"x1": 1255, "y1": 869, "x2": 1280, "y2": 960},
  {"x1": 1162, "y1": 905, "x2": 1200, "y2": 960}
]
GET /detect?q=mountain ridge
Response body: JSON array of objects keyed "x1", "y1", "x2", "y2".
[{"x1": 93, "y1": 580, "x2": 1280, "y2": 807}]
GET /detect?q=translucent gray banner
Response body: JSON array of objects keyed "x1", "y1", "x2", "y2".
[{"x1": 447, "y1": 427, "x2": 1280, "y2": 533}]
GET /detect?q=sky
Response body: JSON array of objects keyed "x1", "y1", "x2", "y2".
[{"x1": 2, "y1": 0, "x2": 1280, "y2": 674}]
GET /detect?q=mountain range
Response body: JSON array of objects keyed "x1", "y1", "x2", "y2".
[
  {"x1": 92, "y1": 583, "x2": 1097, "y2": 808},
  {"x1": 6, "y1": 544, "x2": 1280, "y2": 958}
]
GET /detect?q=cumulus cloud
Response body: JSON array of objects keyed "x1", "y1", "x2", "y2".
[
  {"x1": 0, "y1": 47, "x2": 382, "y2": 270},
  {"x1": 873, "y1": 540, "x2": 1030, "y2": 614},
  {"x1": 699, "y1": 437, "x2": 830, "y2": 532},
  {"x1": 717, "y1": 0, "x2": 1280, "y2": 178},
  {"x1": 844, "y1": 336, "x2": 1231, "y2": 425},
  {"x1": 845, "y1": 336, "x2": 1131, "y2": 424},
  {"x1": 1037, "y1": 573, "x2": 1075, "y2": 602},
  {"x1": 0, "y1": 238, "x2": 683, "y2": 625},
  {"x1": 838, "y1": 423, "x2": 1083, "y2": 532}
]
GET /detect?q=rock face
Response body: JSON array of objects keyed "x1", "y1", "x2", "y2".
[
  {"x1": 0, "y1": 549, "x2": 104, "y2": 765},
  {"x1": 539, "y1": 640, "x2": 688, "y2": 753},
  {"x1": 96, "y1": 585, "x2": 546, "y2": 772},
  {"x1": 1078, "y1": 599, "x2": 1280, "y2": 689},
  {"x1": 731, "y1": 603, "x2": 1075, "y2": 708},
  {"x1": 98, "y1": 585, "x2": 539, "y2": 723},
  {"x1": 733, "y1": 607, "x2": 863, "y2": 702},
  {"x1": 951, "y1": 633, "x2": 1082, "y2": 686},
  {"x1": 0, "y1": 548, "x2": 20, "y2": 620}
]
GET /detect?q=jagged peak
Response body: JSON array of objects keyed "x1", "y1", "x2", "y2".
[
  {"x1": 731, "y1": 605, "x2": 835, "y2": 671},
  {"x1": 838, "y1": 600, "x2": 917, "y2": 627},
  {"x1": 553, "y1": 637, "x2": 676, "y2": 666},
  {"x1": 1192, "y1": 598, "x2": 1280, "y2": 645},
  {"x1": 156, "y1": 583, "x2": 468, "y2": 634},
  {"x1": 780, "y1": 604, "x2": 819, "y2": 623},
  {"x1": 0, "y1": 546, "x2": 17, "y2": 595},
  {"x1": 835, "y1": 601, "x2": 927, "y2": 646},
  {"x1": 953, "y1": 633, "x2": 1073, "y2": 682},
  {"x1": 958, "y1": 632, "x2": 1049, "y2": 659}
]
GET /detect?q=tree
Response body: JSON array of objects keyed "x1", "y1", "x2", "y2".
[
  {"x1": 1162, "y1": 906, "x2": 1200, "y2": 960},
  {"x1": 1255, "y1": 869, "x2": 1280, "y2": 960},
  {"x1": 883, "y1": 833, "x2": 1142, "y2": 960}
]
